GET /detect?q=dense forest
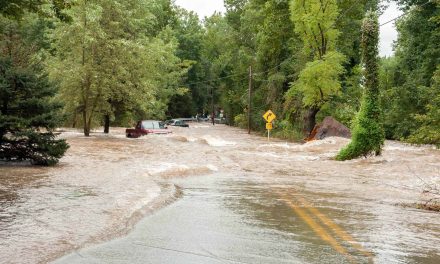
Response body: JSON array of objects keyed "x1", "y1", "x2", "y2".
[{"x1": 1, "y1": 0, "x2": 439, "y2": 159}]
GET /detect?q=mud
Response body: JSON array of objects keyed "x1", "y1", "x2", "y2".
[{"x1": 1, "y1": 125, "x2": 440, "y2": 263}]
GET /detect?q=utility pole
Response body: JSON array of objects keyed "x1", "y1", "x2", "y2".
[
  {"x1": 248, "y1": 65, "x2": 252, "y2": 134},
  {"x1": 211, "y1": 86, "x2": 215, "y2": 126}
]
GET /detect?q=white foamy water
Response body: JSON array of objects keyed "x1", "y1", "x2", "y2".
[
  {"x1": 190, "y1": 124, "x2": 211, "y2": 128},
  {"x1": 202, "y1": 135, "x2": 237, "y2": 147}
]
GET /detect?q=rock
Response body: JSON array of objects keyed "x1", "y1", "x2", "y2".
[{"x1": 306, "y1": 117, "x2": 351, "y2": 141}]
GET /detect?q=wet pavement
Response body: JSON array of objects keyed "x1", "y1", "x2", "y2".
[{"x1": 1, "y1": 124, "x2": 440, "y2": 263}]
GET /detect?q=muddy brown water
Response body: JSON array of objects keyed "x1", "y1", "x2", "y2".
[{"x1": 1, "y1": 125, "x2": 439, "y2": 263}]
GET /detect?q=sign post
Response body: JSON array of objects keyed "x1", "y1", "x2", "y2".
[{"x1": 263, "y1": 110, "x2": 276, "y2": 141}]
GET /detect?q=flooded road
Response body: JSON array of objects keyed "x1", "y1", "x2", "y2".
[{"x1": 1, "y1": 124, "x2": 440, "y2": 263}]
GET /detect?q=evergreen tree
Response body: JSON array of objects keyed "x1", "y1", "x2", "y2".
[
  {"x1": 337, "y1": 11, "x2": 384, "y2": 160},
  {"x1": 0, "y1": 16, "x2": 68, "y2": 165}
]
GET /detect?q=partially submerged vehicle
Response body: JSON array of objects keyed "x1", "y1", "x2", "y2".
[
  {"x1": 168, "y1": 119, "x2": 189, "y2": 127},
  {"x1": 126, "y1": 120, "x2": 171, "y2": 138}
]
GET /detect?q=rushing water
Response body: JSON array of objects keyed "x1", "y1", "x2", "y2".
[{"x1": 1, "y1": 125, "x2": 439, "y2": 263}]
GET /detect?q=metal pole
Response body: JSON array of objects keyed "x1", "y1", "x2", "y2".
[
  {"x1": 211, "y1": 86, "x2": 215, "y2": 126},
  {"x1": 248, "y1": 65, "x2": 252, "y2": 134}
]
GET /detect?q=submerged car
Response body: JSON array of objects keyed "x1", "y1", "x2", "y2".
[
  {"x1": 126, "y1": 120, "x2": 171, "y2": 138},
  {"x1": 169, "y1": 119, "x2": 189, "y2": 127}
]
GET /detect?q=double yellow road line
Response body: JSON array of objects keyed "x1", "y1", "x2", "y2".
[{"x1": 276, "y1": 190, "x2": 374, "y2": 263}]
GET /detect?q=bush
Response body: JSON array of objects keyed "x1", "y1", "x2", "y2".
[
  {"x1": 234, "y1": 113, "x2": 247, "y2": 129},
  {"x1": 271, "y1": 120, "x2": 304, "y2": 141}
]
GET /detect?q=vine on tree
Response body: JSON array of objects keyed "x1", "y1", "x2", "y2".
[{"x1": 336, "y1": 11, "x2": 385, "y2": 160}]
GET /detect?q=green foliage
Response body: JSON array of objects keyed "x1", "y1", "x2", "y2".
[
  {"x1": 4, "y1": 0, "x2": 438, "y2": 150},
  {"x1": 180, "y1": 0, "x2": 374, "y2": 137},
  {"x1": 1, "y1": 0, "x2": 71, "y2": 21},
  {"x1": 1, "y1": 131, "x2": 69, "y2": 165},
  {"x1": 286, "y1": 51, "x2": 345, "y2": 108},
  {"x1": 233, "y1": 113, "x2": 247, "y2": 129},
  {"x1": 0, "y1": 16, "x2": 68, "y2": 165},
  {"x1": 1, "y1": 0, "x2": 45, "y2": 18},
  {"x1": 48, "y1": 0, "x2": 188, "y2": 134},
  {"x1": 290, "y1": 0, "x2": 339, "y2": 59},
  {"x1": 379, "y1": 1, "x2": 440, "y2": 142},
  {"x1": 288, "y1": 0, "x2": 345, "y2": 134},
  {"x1": 271, "y1": 120, "x2": 304, "y2": 141},
  {"x1": 168, "y1": 8, "x2": 206, "y2": 117},
  {"x1": 255, "y1": 0, "x2": 296, "y2": 118},
  {"x1": 337, "y1": 11, "x2": 384, "y2": 160},
  {"x1": 407, "y1": 67, "x2": 440, "y2": 146}
]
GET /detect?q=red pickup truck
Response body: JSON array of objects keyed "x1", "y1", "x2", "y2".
[{"x1": 126, "y1": 120, "x2": 172, "y2": 138}]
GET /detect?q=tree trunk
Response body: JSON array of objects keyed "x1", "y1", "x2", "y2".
[
  {"x1": 83, "y1": 111, "x2": 90, "y2": 136},
  {"x1": 72, "y1": 115, "x2": 77, "y2": 128},
  {"x1": 304, "y1": 107, "x2": 320, "y2": 136},
  {"x1": 104, "y1": 115, "x2": 110, "y2": 134}
]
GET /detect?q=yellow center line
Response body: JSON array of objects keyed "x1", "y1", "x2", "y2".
[
  {"x1": 277, "y1": 193, "x2": 355, "y2": 263},
  {"x1": 296, "y1": 196, "x2": 374, "y2": 260}
]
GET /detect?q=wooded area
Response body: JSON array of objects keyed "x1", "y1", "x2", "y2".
[{"x1": 0, "y1": 0, "x2": 439, "y2": 164}]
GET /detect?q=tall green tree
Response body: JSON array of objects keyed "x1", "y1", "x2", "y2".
[
  {"x1": 167, "y1": 8, "x2": 206, "y2": 118},
  {"x1": 255, "y1": 0, "x2": 296, "y2": 119},
  {"x1": 49, "y1": 0, "x2": 106, "y2": 136},
  {"x1": 0, "y1": 15, "x2": 68, "y2": 165},
  {"x1": 337, "y1": 11, "x2": 384, "y2": 160},
  {"x1": 200, "y1": 13, "x2": 237, "y2": 118},
  {"x1": 380, "y1": 0, "x2": 439, "y2": 140},
  {"x1": 287, "y1": 0, "x2": 345, "y2": 134},
  {"x1": 49, "y1": 0, "x2": 187, "y2": 135}
]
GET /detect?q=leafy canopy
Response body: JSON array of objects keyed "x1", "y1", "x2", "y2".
[{"x1": 286, "y1": 51, "x2": 345, "y2": 107}]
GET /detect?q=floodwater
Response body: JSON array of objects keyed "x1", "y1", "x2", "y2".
[{"x1": 1, "y1": 125, "x2": 439, "y2": 263}]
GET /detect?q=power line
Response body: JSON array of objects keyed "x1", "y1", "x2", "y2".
[
  {"x1": 380, "y1": 0, "x2": 433, "y2": 26},
  {"x1": 380, "y1": 13, "x2": 406, "y2": 26}
]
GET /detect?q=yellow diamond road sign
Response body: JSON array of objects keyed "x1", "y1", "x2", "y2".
[{"x1": 263, "y1": 110, "x2": 276, "y2": 123}]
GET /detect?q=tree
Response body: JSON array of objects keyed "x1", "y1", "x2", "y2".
[
  {"x1": 200, "y1": 13, "x2": 237, "y2": 118},
  {"x1": 255, "y1": 0, "x2": 296, "y2": 119},
  {"x1": 167, "y1": 8, "x2": 205, "y2": 118},
  {"x1": 318, "y1": 0, "x2": 380, "y2": 128},
  {"x1": 380, "y1": 0, "x2": 439, "y2": 141},
  {"x1": 1, "y1": 0, "x2": 44, "y2": 18},
  {"x1": 287, "y1": 0, "x2": 345, "y2": 134},
  {"x1": 97, "y1": 0, "x2": 184, "y2": 132},
  {"x1": 408, "y1": 67, "x2": 440, "y2": 146},
  {"x1": 49, "y1": 0, "x2": 187, "y2": 135},
  {"x1": 1, "y1": 0, "x2": 72, "y2": 21},
  {"x1": 0, "y1": 15, "x2": 68, "y2": 165},
  {"x1": 337, "y1": 11, "x2": 384, "y2": 160},
  {"x1": 49, "y1": 0, "x2": 107, "y2": 136}
]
